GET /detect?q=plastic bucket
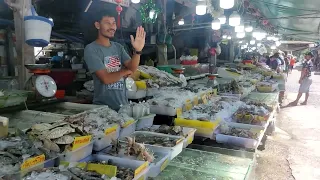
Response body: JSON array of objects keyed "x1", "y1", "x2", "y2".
[{"x1": 24, "y1": 7, "x2": 54, "y2": 47}]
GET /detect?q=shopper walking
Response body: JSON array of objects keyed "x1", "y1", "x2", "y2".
[{"x1": 289, "y1": 52, "x2": 313, "y2": 106}]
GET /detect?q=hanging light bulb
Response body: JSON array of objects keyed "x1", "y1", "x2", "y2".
[
  {"x1": 244, "y1": 25, "x2": 253, "y2": 32},
  {"x1": 275, "y1": 41, "x2": 281, "y2": 46},
  {"x1": 239, "y1": 41, "x2": 243, "y2": 43},
  {"x1": 211, "y1": 19, "x2": 221, "y2": 30},
  {"x1": 149, "y1": 10, "x2": 155, "y2": 19},
  {"x1": 257, "y1": 42, "x2": 262, "y2": 46},
  {"x1": 252, "y1": 31, "x2": 259, "y2": 38},
  {"x1": 250, "y1": 40, "x2": 256, "y2": 45},
  {"x1": 196, "y1": 1, "x2": 207, "y2": 15},
  {"x1": 178, "y1": 19, "x2": 184, "y2": 25},
  {"x1": 131, "y1": 0, "x2": 140, "y2": 3},
  {"x1": 252, "y1": 47, "x2": 257, "y2": 50},
  {"x1": 271, "y1": 45, "x2": 276, "y2": 49},
  {"x1": 49, "y1": 17, "x2": 53, "y2": 22},
  {"x1": 218, "y1": 15, "x2": 226, "y2": 24},
  {"x1": 259, "y1": 32, "x2": 267, "y2": 38},
  {"x1": 256, "y1": 36, "x2": 264, "y2": 41},
  {"x1": 243, "y1": 44, "x2": 248, "y2": 48},
  {"x1": 235, "y1": 24, "x2": 244, "y2": 32},
  {"x1": 220, "y1": 0, "x2": 234, "y2": 9},
  {"x1": 236, "y1": 32, "x2": 245, "y2": 38},
  {"x1": 227, "y1": 36, "x2": 232, "y2": 39},
  {"x1": 222, "y1": 35, "x2": 227, "y2": 39},
  {"x1": 229, "y1": 11, "x2": 240, "y2": 26},
  {"x1": 274, "y1": 37, "x2": 280, "y2": 41}
]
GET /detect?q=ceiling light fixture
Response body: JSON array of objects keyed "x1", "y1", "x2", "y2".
[
  {"x1": 131, "y1": 0, "x2": 140, "y2": 4},
  {"x1": 211, "y1": 19, "x2": 221, "y2": 30},
  {"x1": 235, "y1": 24, "x2": 244, "y2": 32},
  {"x1": 218, "y1": 15, "x2": 226, "y2": 24},
  {"x1": 236, "y1": 32, "x2": 245, "y2": 38},
  {"x1": 178, "y1": 19, "x2": 184, "y2": 25},
  {"x1": 250, "y1": 40, "x2": 256, "y2": 45},
  {"x1": 196, "y1": 1, "x2": 207, "y2": 15},
  {"x1": 229, "y1": 11, "x2": 240, "y2": 26},
  {"x1": 220, "y1": 0, "x2": 234, "y2": 9}
]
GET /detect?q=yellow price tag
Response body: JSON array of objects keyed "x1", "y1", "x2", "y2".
[
  {"x1": 213, "y1": 89, "x2": 217, "y2": 95},
  {"x1": 193, "y1": 97, "x2": 198, "y2": 106},
  {"x1": 122, "y1": 119, "x2": 135, "y2": 128},
  {"x1": 72, "y1": 135, "x2": 92, "y2": 151},
  {"x1": 160, "y1": 158, "x2": 169, "y2": 171},
  {"x1": 185, "y1": 100, "x2": 192, "y2": 111},
  {"x1": 21, "y1": 154, "x2": 45, "y2": 170},
  {"x1": 87, "y1": 163, "x2": 117, "y2": 177},
  {"x1": 135, "y1": 161, "x2": 148, "y2": 176},
  {"x1": 202, "y1": 95, "x2": 208, "y2": 104},
  {"x1": 105, "y1": 125, "x2": 118, "y2": 135},
  {"x1": 176, "y1": 108, "x2": 182, "y2": 117},
  {"x1": 137, "y1": 175, "x2": 146, "y2": 180},
  {"x1": 187, "y1": 135, "x2": 194, "y2": 144}
]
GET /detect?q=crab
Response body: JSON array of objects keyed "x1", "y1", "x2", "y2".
[{"x1": 125, "y1": 137, "x2": 154, "y2": 162}]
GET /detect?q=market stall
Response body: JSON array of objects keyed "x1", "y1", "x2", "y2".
[{"x1": 0, "y1": 0, "x2": 295, "y2": 179}]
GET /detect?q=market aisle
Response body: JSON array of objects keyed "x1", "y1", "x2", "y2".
[{"x1": 256, "y1": 69, "x2": 320, "y2": 180}]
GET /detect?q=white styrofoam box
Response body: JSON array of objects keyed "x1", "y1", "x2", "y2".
[
  {"x1": 80, "y1": 154, "x2": 150, "y2": 180},
  {"x1": 127, "y1": 90, "x2": 147, "y2": 99},
  {"x1": 96, "y1": 145, "x2": 170, "y2": 178},
  {"x1": 142, "y1": 125, "x2": 196, "y2": 148},
  {"x1": 93, "y1": 125, "x2": 121, "y2": 151},
  {"x1": 60, "y1": 141, "x2": 93, "y2": 162},
  {"x1": 146, "y1": 88, "x2": 158, "y2": 97},
  {"x1": 126, "y1": 131, "x2": 184, "y2": 160},
  {"x1": 215, "y1": 123, "x2": 264, "y2": 149},
  {"x1": 136, "y1": 114, "x2": 156, "y2": 130},
  {"x1": 119, "y1": 121, "x2": 137, "y2": 138},
  {"x1": 147, "y1": 151, "x2": 170, "y2": 177},
  {"x1": 149, "y1": 105, "x2": 177, "y2": 116}
]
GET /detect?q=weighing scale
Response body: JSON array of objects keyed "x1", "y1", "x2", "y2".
[{"x1": 24, "y1": 64, "x2": 57, "y2": 101}]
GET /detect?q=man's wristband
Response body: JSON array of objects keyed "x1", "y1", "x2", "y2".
[{"x1": 133, "y1": 50, "x2": 142, "y2": 55}]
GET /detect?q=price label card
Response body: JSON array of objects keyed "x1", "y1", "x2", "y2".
[
  {"x1": 202, "y1": 95, "x2": 208, "y2": 104},
  {"x1": 87, "y1": 163, "x2": 117, "y2": 177},
  {"x1": 72, "y1": 135, "x2": 92, "y2": 151},
  {"x1": 213, "y1": 88, "x2": 217, "y2": 95},
  {"x1": 185, "y1": 100, "x2": 192, "y2": 111},
  {"x1": 160, "y1": 158, "x2": 169, "y2": 171},
  {"x1": 21, "y1": 154, "x2": 45, "y2": 170},
  {"x1": 122, "y1": 119, "x2": 135, "y2": 128},
  {"x1": 193, "y1": 97, "x2": 198, "y2": 106},
  {"x1": 176, "y1": 108, "x2": 182, "y2": 117},
  {"x1": 105, "y1": 125, "x2": 118, "y2": 135},
  {"x1": 187, "y1": 135, "x2": 194, "y2": 144},
  {"x1": 135, "y1": 162, "x2": 148, "y2": 176}
]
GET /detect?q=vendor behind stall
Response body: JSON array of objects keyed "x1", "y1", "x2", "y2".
[{"x1": 84, "y1": 11, "x2": 146, "y2": 111}]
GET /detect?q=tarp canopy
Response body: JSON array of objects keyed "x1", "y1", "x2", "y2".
[{"x1": 250, "y1": 0, "x2": 320, "y2": 42}]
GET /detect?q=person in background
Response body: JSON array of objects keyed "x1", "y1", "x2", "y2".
[
  {"x1": 265, "y1": 55, "x2": 271, "y2": 66},
  {"x1": 289, "y1": 52, "x2": 313, "y2": 106},
  {"x1": 84, "y1": 11, "x2": 146, "y2": 111},
  {"x1": 289, "y1": 55, "x2": 295, "y2": 73},
  {"x1": 269, "y1": 55, "x2": 279, "y2": 71}
]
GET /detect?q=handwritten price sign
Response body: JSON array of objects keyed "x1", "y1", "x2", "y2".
[
  {"x1": 72, "y1": 135, "x2": 92, "y2": 151},
  {"x1": 21, "y1": 154, "x2": 45, "y2": 170}
]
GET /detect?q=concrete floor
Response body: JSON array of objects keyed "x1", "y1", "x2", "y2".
[{"x1": 255, "y1": 69, "x2": 320, "y2": 180}]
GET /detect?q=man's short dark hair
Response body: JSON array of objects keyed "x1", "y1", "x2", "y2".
[{"x1": 95, "y1": 10, "x2": 116, "y2": 22}]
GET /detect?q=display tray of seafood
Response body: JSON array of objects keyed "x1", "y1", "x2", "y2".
[
  {"x1": 64, "y1": 106, "x2": 134, "y2": 151},
  {"x1": 170, "y1": 148, "x2": 253, "y2": 176},
  {"x1": 98, "y1": 138, "x2": 171, "y2": 178},
  {"x1": 230, "y1": 102, "x2": 272, "y2": 127},
  {"x1": 256, "y1": 80, "x2": 278, "y2": 92},
  {"x1": 138, "y1": 65, "x2": 183, "y2": 87},
  {"x1": 215, "y1": 122, "x2": 264, "y2": 149},
  {"x1": 139, "y1": 125, "x2": 196, "y2": 148},
  {"x1": 80, "y1": 154, "x2": 150, "y2": 180},
  {"x1": 0, "y1": 130, "x2": 59, "y2": 178},
  {"x1": 120, "y1": 131, "x2": 184, "y2": 160},
  {"x1": 26, "y1": 121, "x2": 93, "y2": 162}
]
